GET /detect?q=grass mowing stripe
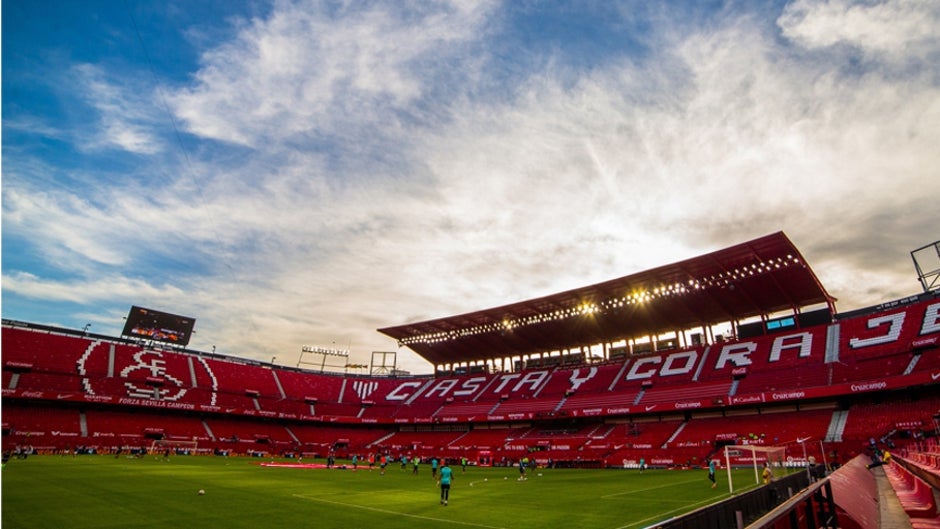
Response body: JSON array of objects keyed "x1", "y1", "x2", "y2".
[
  {"x1": 292, "y1": 493, "x2": 510, "y2": 529},
  {"x1": 609, "y1": 494, "x2": 736, "y2": 529},
  {"x1": 2, "y1": 457, "x2": 782, "y2": 529},
  {"x1": 599, "y1": 477, "x2": 702, "y2": 499}
]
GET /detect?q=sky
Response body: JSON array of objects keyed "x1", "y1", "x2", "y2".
[{"x1": 2, "y1": 0, "x2": 939, "y2": 375}]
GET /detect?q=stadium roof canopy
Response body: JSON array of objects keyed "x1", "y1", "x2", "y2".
[{"x1": 378, "y1": 232, "x2": 835, "y2": 367}]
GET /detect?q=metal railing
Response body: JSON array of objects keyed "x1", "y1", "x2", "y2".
[{"x1": 647, "y1": 472, "x2": 821, "y2": 529}]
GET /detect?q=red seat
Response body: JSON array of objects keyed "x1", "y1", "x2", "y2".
[
  {"x1": 910, "y1": 518, "x2": 940, "y2": 529},
  {"x1": 886, "y1": 462, "x2": 938, "y2": 518}
]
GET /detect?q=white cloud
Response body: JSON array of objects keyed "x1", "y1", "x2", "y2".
[
  {"x1": 2, "y1": 115, "x2": 71, "y2": 141},
  {"x1": 778, "y1": 0, "x2": 940, "y2": 60},
  {"x1": 3, "y1": 187, "x2": 133, "y2": 268},
  {"x1": 73, "y1": 64, "x2": 164, "y2": 155},
  {"x1": 6, "y1": 1, "x2": 939, "y2": 374},
  {"x1": 404, "y1": 14, "x2": 940, "y2": 311},
  {"x1": 171, "y1": 0, "x2": 497, "y2": 146},
  {"x1": 2, "y1": 271, "x2": 186, "y2": 304}
]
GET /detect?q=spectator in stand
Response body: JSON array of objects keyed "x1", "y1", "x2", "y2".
[
  {"x1": 828, "y1": 451, "x2": 841, "y2": 471},
  {"x1": 707, "y1": 459, "x2": 717, "y2": 489},
  {"x1": 807, "y1": 456, "x2": 819, "y2": 482},
  {"x1": 438, "y1": 461, "x2": 454, "y2": 506},
  {"x1": 871, "y1": 448, "x2": 893, "y2": 468}
]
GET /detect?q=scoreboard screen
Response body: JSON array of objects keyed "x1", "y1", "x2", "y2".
[{"x1": 122, "y1": 306, "x2": 195, "y2": 346}]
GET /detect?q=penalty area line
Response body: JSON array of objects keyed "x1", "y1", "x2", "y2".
[{"x1": 292, "y1": 494, "x2": 509, "y2": 529}]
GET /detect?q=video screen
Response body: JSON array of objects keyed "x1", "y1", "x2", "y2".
[{"x1": 122, "y1": 306, "x2": 195, "y2": 346}]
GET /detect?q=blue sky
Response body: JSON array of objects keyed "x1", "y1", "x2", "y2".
[{"x1": 3, "y1": 0, "x2": 939, "y2": 374}]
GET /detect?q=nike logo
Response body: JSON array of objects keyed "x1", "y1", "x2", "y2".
[
  {"x1": 931, "y1": 372, "x2": 940, "y2": 381},
  {"x1": 57, "y1": 394, "x2": 72, "y2": 399},
  {"x1": 645, "y1": 405, "x2": 656, "y2": 411}
]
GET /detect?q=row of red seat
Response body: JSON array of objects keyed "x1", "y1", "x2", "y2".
[
  {"x1": 7, "y1": 399, "x2": 936, "y2": 476},
  {"x1": 5, "y1": 295, "x2": 938, "y2": 420},
  {"x1": 840, "y1": 397, "x2": 940, "y2": 443},
  {"x1": 884, "y1": 460, "x2": 940, "y2": 528},
  {"x1": 906, "y1": 450, "x2": 940, "y2": 473}
]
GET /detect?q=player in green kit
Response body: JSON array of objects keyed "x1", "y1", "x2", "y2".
[{"x1": 438, "y1": 461, "x2": 454, "y2": 505}]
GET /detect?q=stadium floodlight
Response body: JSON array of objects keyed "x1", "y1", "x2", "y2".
[
  {"x1": 911, "y1": 240, "x2": 940, "y2": 294},
  {"x1": 298, "y1": 345, "x2": 350, "y2": 372},
  {"x1": 301, "y1": 345, "x2": 349, "y2": 356},
  {"x1": 371, "y1": 351, "x2": 397, "y2": 376}
]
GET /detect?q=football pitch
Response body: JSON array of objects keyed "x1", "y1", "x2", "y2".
[{"x1": 1, "y1": 456, "x2": 772, "y2": 529}]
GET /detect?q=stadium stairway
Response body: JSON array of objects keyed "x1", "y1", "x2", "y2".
[
  {"x1": 834, "y1": 456, "x2": 915, "y2": 529},
  {"x1": 664, "y1": 421, "x2": 686, "y2": 446},
  {"x1": 201, "y1": 419, "x2": 216, "y2": 443},
  {"x1": 284, "y1": 426, "x2": 300, "y2": 445},
  {"x1": 825, "y1": 409, "x2": 849, "y2": 442},
  {"x1": 78, "y1": 412, "x2": 89, "y2": 437},
  {"x1": 873, "y1": 465, "x2": 917, "y2": 529},
  {"x1": 369, "y1": 431, "x2": 396, "y2": 448},
  {"x1": 883, "y1": 461, "x2": 940, "y2": 528}
]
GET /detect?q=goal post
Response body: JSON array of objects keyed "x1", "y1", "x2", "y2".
[
  {"x1": 723, "y1": 444, "x2": 787, "y2": 494},
  {"x1": 150, "y1": 438, "x2": 199, "y2": 455}
]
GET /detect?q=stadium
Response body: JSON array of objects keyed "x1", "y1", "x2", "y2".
[{"x1": 3, "y1": 231, "x2": 940, "y2": 529}]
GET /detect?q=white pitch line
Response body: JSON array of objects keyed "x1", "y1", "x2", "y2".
[
  {"x1": 599, "y1": 477, "x2": 701, "y2": 499},
  {"x1": 608, "y1": 495, "x2": 732, "y2": 529},
  {"x1": 292, "y1": 494, "x2": 509, "y2": 529}
]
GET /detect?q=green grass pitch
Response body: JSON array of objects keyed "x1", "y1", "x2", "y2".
[{"x1": 2, "y1": 456, "x2": 773, "y2": 529}]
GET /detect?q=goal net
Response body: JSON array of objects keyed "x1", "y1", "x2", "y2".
[
  {"x1": 722, "y1": 444, "x2": 787, "y2": 494},
  {"x1": 150, "y1": 438, "x2": 199, "y2": 455}
]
